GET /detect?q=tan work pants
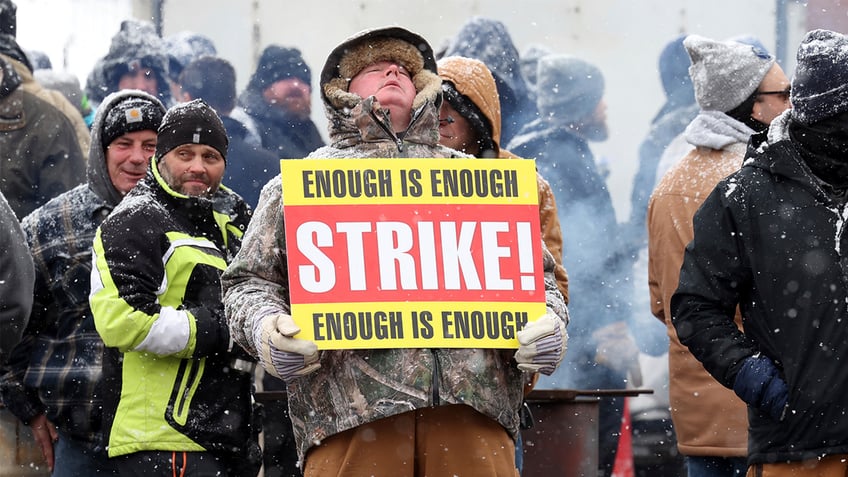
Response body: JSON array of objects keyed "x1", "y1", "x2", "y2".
[
  {"x1": 304, "y1": 404, "x2": 519, "y2": 477},
  {"x1": 748, "y1": 454, "x2": 848, "y2": 477}
]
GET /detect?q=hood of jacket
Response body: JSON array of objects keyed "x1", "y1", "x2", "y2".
[
  {"x1": 437, "y1": 55, "x2": 503, "y2": 152},
  {"x1": 87, "y1": 89, "x2": 166, "y2": 207},
  {"x1": 743, "y1": 110, "x2": 832, "y2": 203},
  {"x1": 316, "y1": 26, "x2": 449, "y2": 155},
  {"x1": 86, "y1": 20, "x2": 170, "y2": 106},
  {"x1": 441, "y1": 17, "x2": 530, "y2": 111}
]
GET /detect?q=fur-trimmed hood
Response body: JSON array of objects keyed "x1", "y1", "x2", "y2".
[{"x1": 320, "y1": 26, "x2": 442, "y2": 113}]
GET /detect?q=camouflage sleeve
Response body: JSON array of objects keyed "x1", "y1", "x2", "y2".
[{"x1": 222, "y1": 175, "x2": 291, "y2": 357}]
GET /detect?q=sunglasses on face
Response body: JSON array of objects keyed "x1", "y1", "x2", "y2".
[{"x1": 754, "y1": 86, "x2": 791, "y2": 99}]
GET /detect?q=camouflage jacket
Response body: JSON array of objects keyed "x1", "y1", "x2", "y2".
[{"x1": 223, "y1": 91, "x2": 568, "y2": 463}]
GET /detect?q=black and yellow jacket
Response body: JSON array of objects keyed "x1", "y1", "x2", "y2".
[{"x1": 90, "y1": 155, "x2": 256, "y2": 461}]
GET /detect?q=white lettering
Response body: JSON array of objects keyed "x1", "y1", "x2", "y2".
[
  {"x1": 297, "y1": 222, "x2": 336, "y2": 293},
  {"x1": 481, "y1": 222, "x2": 511, "y2": 290},
  {"x1": 441, "y1": 222, "x2": 481, "y2": 290},
  {"x1": 337, "y1": 222, "x2": 371, "y2": 291},
  {"x1": 295, "y1": 220, "x2": 535, "y2": 294},
  {"x1": 376, "y1": 222, "x2": 418, "y2": 290}
]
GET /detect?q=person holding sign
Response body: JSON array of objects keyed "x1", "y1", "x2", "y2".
[{"x1": 223, "y1": 26, "x2": 569, "y2": 476}]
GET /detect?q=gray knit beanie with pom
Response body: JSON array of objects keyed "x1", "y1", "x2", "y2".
[{"x1": 684, "y1": 34, "x2": 774, "y2": 113}]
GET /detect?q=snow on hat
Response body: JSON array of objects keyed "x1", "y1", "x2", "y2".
[
  {"x1": 535, "y1": 54, "x2": 604, "y2": 122},
  {"x1": 101, "y1": 93, "x2": 166, "y2": 150},
  {"x1": 790, "y1": 29, "x2": 848, "y2": 125},
  {"x1": 101, "y1": 19, "x2": 170, "y2": 103},
  {"x1": 155, "y1": 98, "x2": 228, "y2": 161},
  {"x1": 249, "y1": 45, "x2": 311, "y2": 91},
  {"x1": 684, "y1": 34, "x2": 774, "y2": 113},
  {"x1": 164, "y1": 31, "x2": 217, "y2": 82},
  {"x1": 321, "y1": 26, "x2": 440, "y2": 112}
]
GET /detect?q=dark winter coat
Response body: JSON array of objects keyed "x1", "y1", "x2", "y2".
[
  {"x1": 629, "y1": 35, "x2": 698, "y2": 240},
  {"x1": 441, "y1": 17, "x2": 538, "y2": 146},
  {"x1": 236, "y1": 86, "x2": 324, "y2": 160},
  {"x1": 1, "y1": 53, "x2": 90, "y2": 153},
  {"x1": 509, "y1": 118, "x2": 631, "y2": 388},
  {"x1": 672, "y1": 112, "x2": 848, "y2": 464},
  {"x1": 0, "y1": 91, "x2": 164, "y2": 453},
  {"x1": 0, "y1": 56, "x2": 85, "y2": 219},
  {"x1": 0, "y1": 190, "x2": 32, "y2": 364},
  {"x1": 90, "y1": 156, "x2": 257, "y2": 464},
  {"x1": 223, "y1": 27, "x2": 568, "y2": 465},
  {"x1": 221, "y1": 115, "x2": 280, "y2": 209}
]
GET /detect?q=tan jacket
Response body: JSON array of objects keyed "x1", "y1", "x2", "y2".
[
  {"x1": 647, "y1": 144, "x2": 747, "y2": 457},
  {"x1": 3, "y1": 54, "x2": 91, "y2": 154},
  {"x1": 439, "y1": 56, "x2": 569, "y2": 301}
]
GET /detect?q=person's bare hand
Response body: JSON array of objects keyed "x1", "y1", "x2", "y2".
[{"x1": 29, "y1": 414, "x2": 58, "y2": 472}]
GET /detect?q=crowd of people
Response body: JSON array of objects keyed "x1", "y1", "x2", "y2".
[{"x1": 2, "y1": 0, "x2": 848, "y2": 475}]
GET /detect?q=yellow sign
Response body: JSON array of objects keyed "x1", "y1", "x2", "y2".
[{"x1": 281, "y1": 158, "x2": 547, "y2": 350}]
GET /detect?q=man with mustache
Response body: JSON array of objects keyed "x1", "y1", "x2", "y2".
[{"x1": 89, "y1": 99, "x2": 260, "y2": 476}]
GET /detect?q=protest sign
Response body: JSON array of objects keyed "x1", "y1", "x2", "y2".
[{"x1": 280, "y1": 158, "x2": 546, "y2": 350}]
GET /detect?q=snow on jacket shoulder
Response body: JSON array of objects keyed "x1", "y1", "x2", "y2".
[
  {"x1": 90, "y1": 160, "x2": 256, "y2": 460},
  {"x1": 672, "y1": 130, "x2": 848, "y2": 463}
]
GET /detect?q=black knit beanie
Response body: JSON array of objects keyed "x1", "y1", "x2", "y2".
[
  {"x1": 102, "y1": 95, "x2": 166, "y2": 150},
  {"x1": 791, "y1": 29, "x2": 848, "y2": 125},
  {"x1": 155, "y1": 99, "x2": 228, "y2": 160},
  {"x1": 249, "y1": 45, "x2": 311, "y2": 91}
]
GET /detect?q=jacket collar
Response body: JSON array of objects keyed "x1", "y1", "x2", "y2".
[{"x1": 327, "y1": 95, "x2": 440, "y2": 152}]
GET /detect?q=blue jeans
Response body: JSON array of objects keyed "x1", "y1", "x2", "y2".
[
  {"x1": 686, "y1": 456, "x2": 748, "y2": 477},
  {"x1": 53, "y1": 432, "x2": 119, "y2": 477}
]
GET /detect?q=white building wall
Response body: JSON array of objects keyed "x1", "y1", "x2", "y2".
[{"x1": 15, "y1": 0, "x2": 809, "y2": 221}]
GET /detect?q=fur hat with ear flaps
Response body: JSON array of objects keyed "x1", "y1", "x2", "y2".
[{"x1": 321, "y1": 26, "x2": 441, "y2": 112}]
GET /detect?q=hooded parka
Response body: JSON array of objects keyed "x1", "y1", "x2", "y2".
[
  {"x1": 438, "y1": 55, "x2": 569, "y2": 302},
  {"x1": 223, "y1": 27, "x2": 569, "y2": 465},
  {"x1": 673, "y1": 111, "x2": 848, "y2": 464}
]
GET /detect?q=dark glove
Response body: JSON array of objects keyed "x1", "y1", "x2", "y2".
[{"x1": 732, "y1": 354, "x2": 789, "y2": 422}]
